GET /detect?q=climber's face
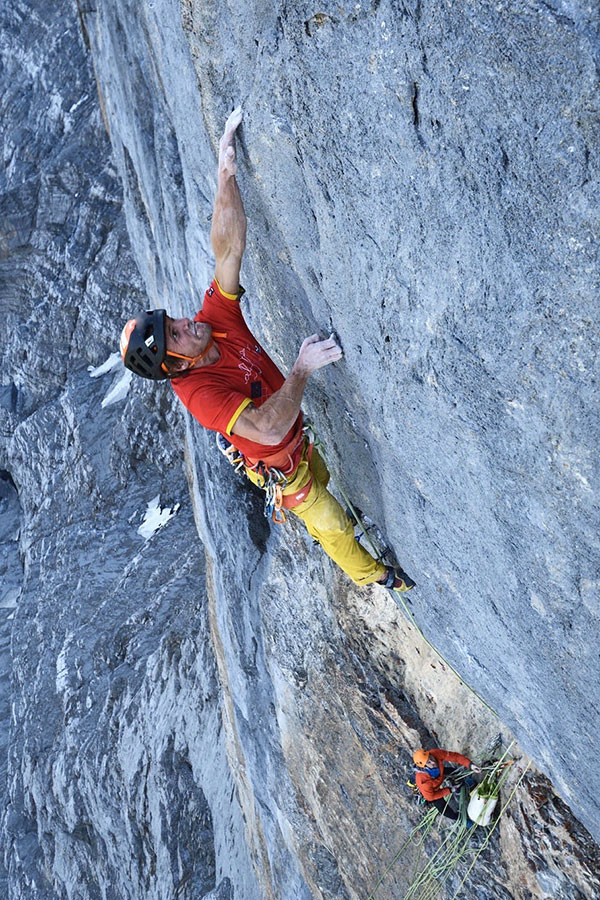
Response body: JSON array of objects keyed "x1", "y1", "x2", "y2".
[{"x1": 165, "y1": 316, "x2": 212, "y2": 360}]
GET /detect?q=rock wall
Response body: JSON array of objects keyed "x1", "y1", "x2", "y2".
[
  {"x1": 1, "y1": 0, "x2": 599, "y2": 898},
  {"x1": 84, "y1": 0, "x2": 600, "y2": 831},
  {"x1": 0, "y1": 3, "x2": 256, "y2": 897}
]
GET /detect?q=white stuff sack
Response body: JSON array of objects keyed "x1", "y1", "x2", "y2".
[{"x1": 467, "y1": 788, "x2": 498, "y2": 826}]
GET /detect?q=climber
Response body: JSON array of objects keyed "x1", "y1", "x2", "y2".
[
  {"x1": 120, "y1": 107, "x2": 415, "y2": 593},
  {"x1": 413, "y1": 748, "x2": 482, "y2": 821}
]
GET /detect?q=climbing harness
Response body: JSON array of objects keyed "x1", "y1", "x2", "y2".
[
  {"x1": 407, "y1": 778, "x2": 427, "y2": 806},
  {"x1": 216, "y1": 424, "x2": 315, "y2": 524}
]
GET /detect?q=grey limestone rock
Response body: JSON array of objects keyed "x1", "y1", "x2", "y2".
[
  {"x1": 1, "y1": 1, "x2": 257, "y2": 897},
  {"x1": 1, "y1": 0, "x2": 600, "y2": 898}
]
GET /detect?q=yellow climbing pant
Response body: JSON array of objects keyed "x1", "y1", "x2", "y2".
[{"x1": 245, "y1": 442, "x2": 387, "y2": 586}]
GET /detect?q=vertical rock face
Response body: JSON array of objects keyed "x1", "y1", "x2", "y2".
[
  {"x1": 1, "y1": 1, "x2": 599, "y2": 899},
  {"x1": 0, "y1": 2, "x2": 256, "y2": 897},
  {"x1": 0, "y1": 472, "x2": 22, "y2": 894}
]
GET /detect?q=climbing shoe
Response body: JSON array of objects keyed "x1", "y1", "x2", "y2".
[{"x1": 379, "y1": 566, "x2": 416, "y2": 593}]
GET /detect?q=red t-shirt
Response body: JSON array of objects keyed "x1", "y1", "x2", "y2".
[{"x1": 171, "y1": 280, "x2": 302, "y2": 458}]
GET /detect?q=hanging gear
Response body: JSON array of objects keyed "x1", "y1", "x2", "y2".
[
  {"x1": 261, "y1": 466, "x2": 288, "y2": 523},
  {"x1": 216, "y1": 433, "x2": 245, "y2": 472},
  {"x1": 217, "y1": 424, "x2": 316, "y2": 524}
]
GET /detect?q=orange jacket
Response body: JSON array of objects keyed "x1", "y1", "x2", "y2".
[{"x1": 415, "y1": 748, "x2": 472, "y2": 802}]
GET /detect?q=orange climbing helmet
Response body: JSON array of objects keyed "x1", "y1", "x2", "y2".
[{"x1": 413, "y1": 749, "x2": 430, "y2": 768}]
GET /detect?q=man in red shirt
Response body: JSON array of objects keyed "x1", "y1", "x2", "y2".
[{"x1": 120, "y1": 108, "x2": 415, "y2": 592}]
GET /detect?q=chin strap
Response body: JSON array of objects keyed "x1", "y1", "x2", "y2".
[{"x1": 161, "y1": 331, "x2": 226, "y2": 374}]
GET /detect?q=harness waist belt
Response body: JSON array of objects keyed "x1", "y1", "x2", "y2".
[
  {"x1": 243, "y1": 420, "x2": 305, "y2": 476},
  {"x1": 281, "y1": 477, "x2": 313, "y2": 508}
]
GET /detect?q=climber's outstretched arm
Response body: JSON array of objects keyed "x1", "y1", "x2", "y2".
[{"x1": 211, "y1": 107, "x2": 246, "y2": 295}]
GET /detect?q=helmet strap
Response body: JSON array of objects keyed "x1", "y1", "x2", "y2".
[{"x1": 162, "y1": 337, "x2": 215, "y2": 373}]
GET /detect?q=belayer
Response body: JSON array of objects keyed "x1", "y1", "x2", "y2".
[
  {"x1": 120, "y1": 108, "x2": 415, "y2": 593},
  {"x1": 413, "y1": 748, "x2": 481, "y2": 820}
]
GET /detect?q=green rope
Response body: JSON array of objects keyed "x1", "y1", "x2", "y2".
[
  {"x1": 413, "y1": 758, "x2": 531, "y2": 900},
  {"x1": 366, "y1": 806, "x2": 438, "y2": 899},
  {"x1": 405, "y1": 809, "x2": 448, "y2": 895},
  {"x1": 400, "y1": 791, "x2": 471, "y2": 899},
  {"x1": 310, "y1": 430, "x2": 498, "y2": 718},
  {"x1": 367, "y1": 753, "x2": 524, "y2": 900},
  {"x1": 404, "y1": 821, "x2": 471, "y2": 900},
  {"x1": 448, "y1": 762, "x2": 532, "y2": 899}
]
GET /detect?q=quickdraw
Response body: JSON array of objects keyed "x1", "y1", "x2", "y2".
[
  {"x1": 216, "y1": 432, "x2": 246, "y2": 473},
  {"x1": 257, "y1": 461, "x2": 289, "y2": 524}
]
